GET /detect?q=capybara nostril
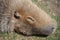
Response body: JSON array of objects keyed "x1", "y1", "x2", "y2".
[
  {"x1": 42, "y1": 25, "x2": 56, "y2": 35},
  {"x1": 51, "y1": 27, "x2": 54, "y2": 30},
  {"x1": 50, "y1": 27, "x2": 55, "y2": 32}
]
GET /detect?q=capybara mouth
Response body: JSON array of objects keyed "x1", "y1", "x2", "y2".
[{"x1": 14, "y1": 28, "x2": 48, "y2": 37}]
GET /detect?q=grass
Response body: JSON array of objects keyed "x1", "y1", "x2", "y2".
[{"x1": 0, "y1": 0, "x2": 60, "y2": 40}]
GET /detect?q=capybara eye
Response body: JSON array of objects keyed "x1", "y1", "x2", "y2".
[
  {"x1": 26, "y1": 16, "x2": 36, "y2": 24},
  {"x1": 14, "y1": 11, "x2": 20, "y2": 19}
]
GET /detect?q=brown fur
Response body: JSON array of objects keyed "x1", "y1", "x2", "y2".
[
  {"x1": 13, "y1": 0, "x2": 57, "y2": 36},
  {"x1": 0, "y1": 0, "x2": 57, "y2": 37}
]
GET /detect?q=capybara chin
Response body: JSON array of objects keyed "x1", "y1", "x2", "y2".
[{"x1": 0, "y1": 0, "x2": 57, "y2": 37}]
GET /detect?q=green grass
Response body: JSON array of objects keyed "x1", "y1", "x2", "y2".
[{"x1": 0, "y1": 0, "x2": 60, "y2": 40}]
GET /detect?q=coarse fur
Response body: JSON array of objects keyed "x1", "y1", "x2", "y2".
[{"x1": 0, "y1": 0, "x2": 57, "y2": 37}]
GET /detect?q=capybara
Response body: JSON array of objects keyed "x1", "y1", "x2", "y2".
[{"x1": 0, "y1": 0, "x2": 57, "y2": 37}]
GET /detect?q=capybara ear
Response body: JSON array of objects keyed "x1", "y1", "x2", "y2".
[
  {"x1": 25, "y1": 16, "x2": 36, "y2": 24},
  {"x1": 14, "y1": 11, "x2": 22, "y2": 19}
]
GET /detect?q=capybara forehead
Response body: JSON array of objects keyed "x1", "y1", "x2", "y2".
[{"x1": 17, "y1": 7, "x2": 52, "y2": 25}]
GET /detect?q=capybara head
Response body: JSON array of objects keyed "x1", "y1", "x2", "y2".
[{"x1": 13, "y1": 0, "x2": 57, "y2": 37}]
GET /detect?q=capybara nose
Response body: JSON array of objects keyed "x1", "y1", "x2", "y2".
[
  {"x1": 51, "y1": 27, "x2": 54, "y2": 30},
  {"x1": 48, "y1": 26, "x2": 54, "y2": 31},
  {"x1": 38, "y1": 27, "x2": 55, "y2": 37},
  {"x1": 43, "y1": 25, "x2": 56, "y2": 35},
  {"x1": 39, "y1": 20, "x2": 57, "y2": 37},
  {"x1": 32, "y1": 27, "x2": 55, "y2": 37}
]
